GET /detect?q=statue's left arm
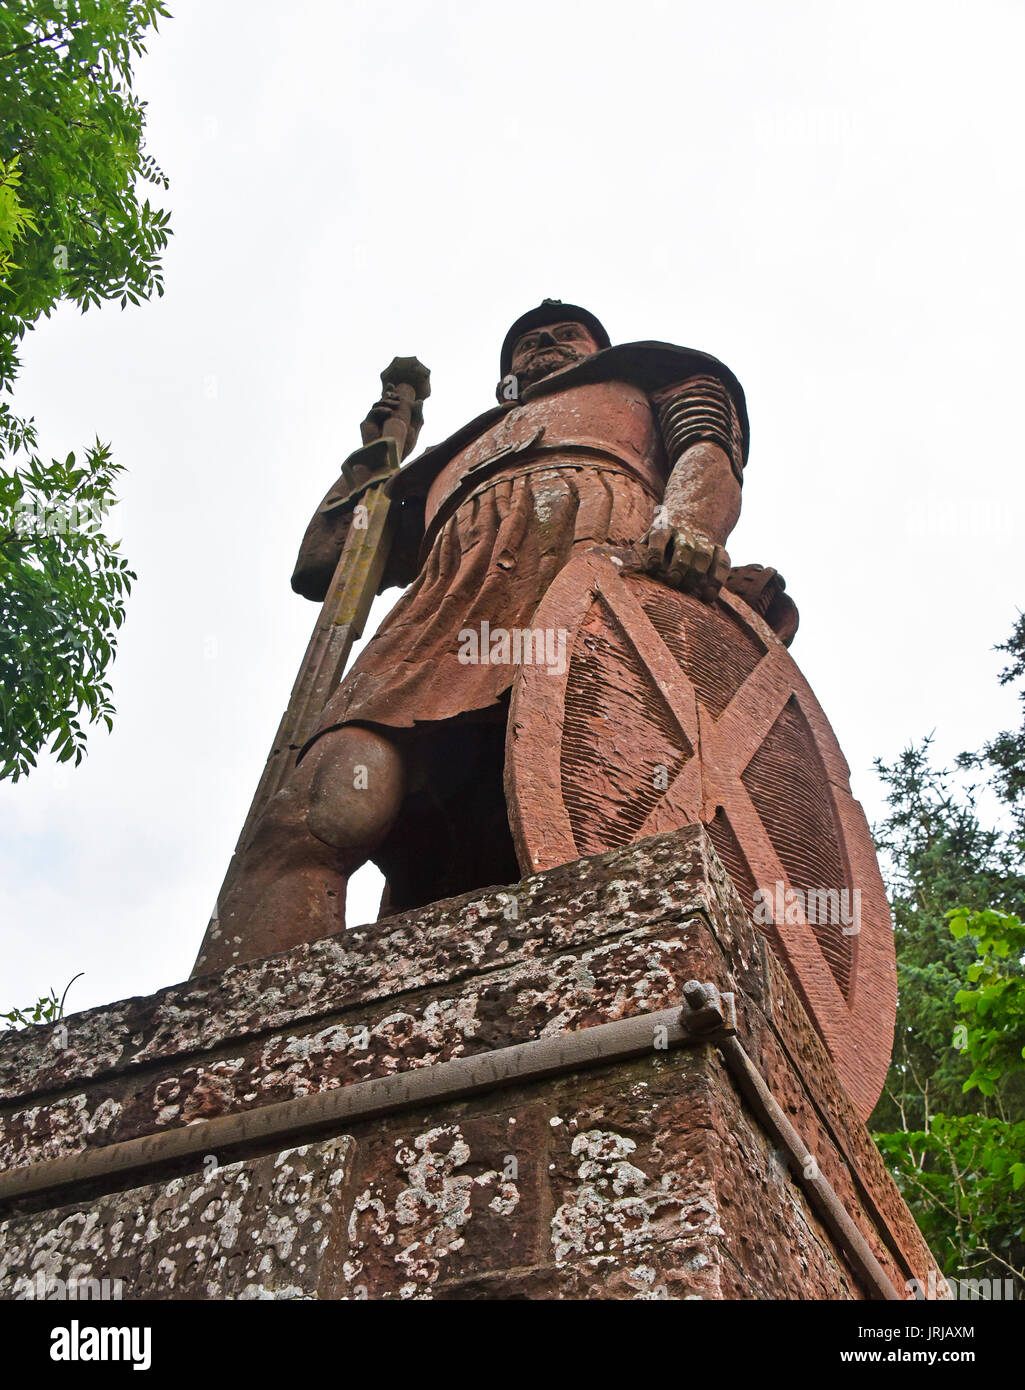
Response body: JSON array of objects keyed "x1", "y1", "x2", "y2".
[
  {"x1": 635, "y1": 374, "x2": 743, "y2": 599},
  {"x1": 638, "y1": 373, "x2": 798, "y2": 644}
]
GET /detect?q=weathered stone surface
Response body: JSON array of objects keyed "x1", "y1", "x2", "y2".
[
  {"x1": 0, "y1": 827, "x2": 761, "y2": 1175},
  {"x1": 0, "y1": 922, "x2": 720, "y2": 1172},
  {"x1": 0, "y1": 1138, "x2": 352, "y2": 1300},
  {"x1": 0, "y1": 827, "x2": 939, "y2": 1300},
  {"x1": 0, "y1": 825, "x2": 745, "y2": 1105}
]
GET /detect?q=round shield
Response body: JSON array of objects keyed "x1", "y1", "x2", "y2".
[{"x1": 505, "y1": 548, "x2": 895, "y2": 1118}]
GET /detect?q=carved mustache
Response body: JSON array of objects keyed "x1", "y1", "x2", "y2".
[{"x1": 520, "y1": 345, "x2": 582, "y2": 367}]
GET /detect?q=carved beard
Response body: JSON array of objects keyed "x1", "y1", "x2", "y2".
[{"x1": 514, "y1": 345, "x2": 590, "y2": 389}]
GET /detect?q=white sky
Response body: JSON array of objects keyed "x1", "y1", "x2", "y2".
[{"x1": 2, "y1": 0, "x2": 1023, "y2": 1016}]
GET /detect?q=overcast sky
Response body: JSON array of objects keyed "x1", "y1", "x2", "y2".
[{"x1": 2, "y1": 0, "x2": 1023, "y2": 1017}]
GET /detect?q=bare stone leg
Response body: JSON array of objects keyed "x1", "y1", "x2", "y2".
[{"x1": 200, "y1": 725, "x2": 405, "y2": 972}]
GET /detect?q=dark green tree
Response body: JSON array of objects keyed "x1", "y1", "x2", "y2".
[
  {"x1": 871, "y1": 741, "x2": 1024, "y2": 1135},
  {"x1": 872, "y1": 621, "x2": 1025, "y2": 1286},
  {"x1": 964, "y1": 612, "x2": 1025, "y2": 842}
]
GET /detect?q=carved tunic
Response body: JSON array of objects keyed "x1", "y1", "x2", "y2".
[{"x1": 303, "y1": 365, "x2": 746, "y2": 750}]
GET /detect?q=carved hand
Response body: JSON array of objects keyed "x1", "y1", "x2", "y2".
[
  {"x1": 634, "y1": 522, "x2": 730, "y2": 602},
  {"x1": 724, "y1": 563, "x2": 799, "y2": 645},
  {"x1": 360, "y1": 383, "x2": 403, "y2": 442}
]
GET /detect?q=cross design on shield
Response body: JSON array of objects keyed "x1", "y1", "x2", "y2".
[{"x1": 505, "y1": 547, "x2": 896, "y2": 1118}]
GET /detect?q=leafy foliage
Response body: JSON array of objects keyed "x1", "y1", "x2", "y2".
[
  {"x1": 871, "y1": 619, "x2": 1025, "y2": 1284},
  {"x1": 949, "y1": 907, "x2": 1025, "y2": 1102},
  {"x1": 871, "y1": 742, "x2": 1025, "y2": 1135},
  {"x1": 1, "y1": 443, "x2": 133, "y2": 778},
  {"x1": 0, "y1": 155, "x2": 37, "y2": 282},
  {"x1": 0, "y1": 2, "x2": 170, "y2": 778},
  {"x1": 0, "y1": 0, "x2": 172, "y2": 353},
  {"x1": 876, "y1": 1114, "x2": 1025, "y2": 1280},
  {"x1": 1, "y1": 972, "x2": 82, "y2": 1028},
  {"x1": 963, "y1": 613, "x2": 1025, "y2": 843},
  {"x1": 876, "y1": 906, "x2": 1025, "y2": 1282}
]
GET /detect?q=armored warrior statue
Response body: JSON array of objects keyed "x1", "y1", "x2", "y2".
[
  {"x1": 0, "y1": 309, "x2": 921, "y2": 1297},
  {"x1": 198, "y1": 301, "x2": 797, "y2": 972}
]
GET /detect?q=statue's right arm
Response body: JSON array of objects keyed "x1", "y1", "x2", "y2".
[
  {"x1": 291, "y1": 483, "x2": 426, "y2": 602},
  {"x1": 292, "y1": 376, "x2": 431, "y2": 601},
  {"x1": 290, "y1": 478, "x2": 353, "y2": 602}
]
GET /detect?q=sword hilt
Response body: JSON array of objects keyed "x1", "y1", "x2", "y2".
[{"x1": 377, "y1": 356, "x2": 431, "y2": 461}]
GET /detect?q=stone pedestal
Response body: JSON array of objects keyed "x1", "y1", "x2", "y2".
[{"x1": 0, "y1": 827, "x2": 939, "y2": 1300}]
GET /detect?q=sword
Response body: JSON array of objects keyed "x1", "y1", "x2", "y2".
[{"x1": 201, "y1": 355, "x2": 430, "y2": 945}]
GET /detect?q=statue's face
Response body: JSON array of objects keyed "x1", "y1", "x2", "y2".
[{"x1": 509, "y1": 320, "x2": 600, "y2": 390}]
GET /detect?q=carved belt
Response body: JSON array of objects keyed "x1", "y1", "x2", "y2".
[{"x1": 421, "y1": 448, "x2": 664, "y2": 560}]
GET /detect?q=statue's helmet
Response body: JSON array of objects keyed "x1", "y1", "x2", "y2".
[{"x1": 500, "y1": 299, "x2": 611, "y2": 379}]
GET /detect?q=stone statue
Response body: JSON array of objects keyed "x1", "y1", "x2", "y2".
[
  {"x1": 0, "y1": 316, "x2": 911, "y2": 1294},
  {"x1": 200, "y1": 301, "x2": 798, "y2": 972}
]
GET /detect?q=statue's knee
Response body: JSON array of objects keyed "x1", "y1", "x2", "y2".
[
  {"x1": 306, "y1": 726, "x2": 405, "y2": 851},
  {"x1": 250, "y1": 773, "x2": 310, "y2": 843}
]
